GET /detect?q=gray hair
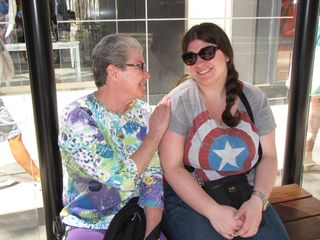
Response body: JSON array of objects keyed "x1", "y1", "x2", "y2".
[{"x1": 91, "y1": 34, "x2": 143, "y2": 87}]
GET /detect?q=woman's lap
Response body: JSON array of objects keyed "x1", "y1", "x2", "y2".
[
  {"x1": 163, "y1": 184, "x2": 289, "y2": 240},
  {"x1": 162, "y1": 184, "x2": 224, "y2": 240}
]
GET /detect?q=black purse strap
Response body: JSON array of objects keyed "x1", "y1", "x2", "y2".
[
  {"x1": 145, "y1": 223, "x2": 161, "y2": 240},
  {"x1": 238, "y1": 90, "x2": 263, "y2": 164}
]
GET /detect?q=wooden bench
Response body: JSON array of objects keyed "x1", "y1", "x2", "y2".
[{"x1": 270, "y1": 184, "x2": 320, "y2": 240}]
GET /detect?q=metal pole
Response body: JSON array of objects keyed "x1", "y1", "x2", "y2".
[
  {"x1": 282, "y1": 0, "x2": 319, "y2": 184},
  {"x1": 20, "y1": 1, "x2": 63, "y2": 239}
]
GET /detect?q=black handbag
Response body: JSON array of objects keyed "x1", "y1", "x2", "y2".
[
  {"x1": 203, "y1": 174, "x2": 265, "y2": 226},
  {"x1": 203, "y1": 174, "x2": 252, "y2": 209},
  {"x1": 104, "y1": 197, "x2": 146, "y2": 240}
]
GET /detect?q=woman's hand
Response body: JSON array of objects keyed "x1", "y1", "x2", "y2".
[
  {"x1": 148, "y1": 96, "x2": 171, "y2": 141},
  {"x1": 233, "y1": 197, "x2": 263, "y2": 238},
  {"x1": 207, "y1": 205, "x2": 244, "y2": 239}
]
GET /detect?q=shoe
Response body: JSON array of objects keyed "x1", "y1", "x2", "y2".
[{"x1": 304, "y1": 151, "x2": 317, "y2": 172}]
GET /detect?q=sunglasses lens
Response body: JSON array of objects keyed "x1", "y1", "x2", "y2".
[
  {"x1": 199, "y1": 46, "x2": 216, "y2": 61},
  {"x1": 182, "y1": 46, "x2": 217, "y2": 66},
  {"x1": 182, "y1": 52, "x2": 197, "y2": 66}
]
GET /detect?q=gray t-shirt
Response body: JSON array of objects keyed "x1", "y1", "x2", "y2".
[{"x1": 168, "y1": 79, "x2": 276, "y2": 181}]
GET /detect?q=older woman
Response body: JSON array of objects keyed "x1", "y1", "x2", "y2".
[
  {"x1": 160, "y1": 23, "x2": 288, "y2": 240},
  {"x1": 58, "y1": 34, "x2": 170, "y2": 240}
]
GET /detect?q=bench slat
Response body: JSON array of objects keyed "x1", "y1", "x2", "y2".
[
  {"x1": 272, "y1": 197, "x2": 320, "y2": 223},
  {"x1": 270, "y1": 184, "x2": 312, "y2": 204},
  {"x1": 284, "y1": 216, "x2": 320, "y2": 240}
]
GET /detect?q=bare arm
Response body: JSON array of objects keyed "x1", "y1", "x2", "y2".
[
  {"x1": 144, "y1": 207, "x2": 163, "y2": 237},
  {"x1": 253, "y1": 130, "x2": 278, "y2": 198},
  {"x1": 131, "y1": 96, "x2": 171, "y2": 176},
  {"x1": 136, "y1": 97, "x2": 171, "y2": 234},
  {"x1": 8, "y1": 134, "x2": 40, "y2": 181}
]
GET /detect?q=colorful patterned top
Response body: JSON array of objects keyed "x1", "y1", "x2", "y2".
[{"x1": 59, "y1": 93, "x2": 163, "y2": 229}]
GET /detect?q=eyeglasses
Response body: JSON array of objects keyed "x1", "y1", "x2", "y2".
[
  {"x1": 181, "y1": 45, "x2": 218, "y2": 66},
  {"x1": 125, "y1": 63, "x2": 145, "y2": 71}
]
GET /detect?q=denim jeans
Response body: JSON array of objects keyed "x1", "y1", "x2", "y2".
[{"x1": 162, "y1": 184, "x2": 289, "y2": 240}]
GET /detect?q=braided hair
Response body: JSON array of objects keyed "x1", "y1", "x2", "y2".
[{"x1": 182, "y1": 22, "x2": 241, "y2": 127}]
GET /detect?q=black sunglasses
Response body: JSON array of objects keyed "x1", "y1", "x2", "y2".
[{"x1": 181, "y1": 45, "x2": 218, "y2": 66}]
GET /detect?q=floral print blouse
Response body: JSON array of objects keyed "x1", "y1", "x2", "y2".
[{"x1": 58, "y1": 93, "x2": 163, "y2": 229}]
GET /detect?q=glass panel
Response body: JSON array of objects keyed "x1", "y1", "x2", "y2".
[
  {"x1": 0, "y1": 2, "x2": 44, "y2": 239},
  {"x1": 64, "y1": 0, "x2": 115, "y2": 20},
  {"x1": 273, "y1": 0, "x2": 294, "y2": 186},
  {"x1": 186, "y1": 0, "x2": 231, "y2": 20},
  {"x1": 148, "y1": 20, "x2": 185, "y2": 104},
  {"x1": 64, "y1": 0, "x2": 145, "y2": 20},
  {"x1": 278, "y1": 0, "x2": 295, "y2": 82},
  {"x1": 117, "y1": 0, "x2": 145, "y2": 19},
  {"x1": 148, "y1": 0, "x2": 185, "y2": 18},
  {"x1": 302, "y1": 14, "x2": 320, "y2": 200}
]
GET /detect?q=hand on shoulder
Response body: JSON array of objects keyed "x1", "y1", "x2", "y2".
[{"x1": 148, "y1": 96, "x2": 171, "y2": 141}]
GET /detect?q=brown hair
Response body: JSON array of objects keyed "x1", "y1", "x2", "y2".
[{"x1": 181, "y1": 22, "x2": 241, "y2": 127}]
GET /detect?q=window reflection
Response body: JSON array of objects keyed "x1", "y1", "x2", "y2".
[
  {"x1": 0, "y1": 1, "x2": 43, "y2": 239},
  {"x1": 303, "y1": 16, "x2": 320, "y2": 200},
  {"x1": 148, "y1": 21, "x2": 184, "y2": 103}
]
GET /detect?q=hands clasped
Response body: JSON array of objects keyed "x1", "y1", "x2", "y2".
[
  {"x1": 233, "y1": 196, "x2": 263, "y2": 238},
  {"x1": 209, "y1": 198, "x2": 263, "y2": 239},
  {"x1": 208, "y1": 205, "x2": 243, "y2": 240}
]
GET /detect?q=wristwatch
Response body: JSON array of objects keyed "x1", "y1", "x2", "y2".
[{"x1": 252, "y1": 190, "x2": 269, "y2": 211}]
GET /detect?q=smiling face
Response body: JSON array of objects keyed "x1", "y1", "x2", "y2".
[
  {"x1": 117, "y1": 47, "x2": 150, "y2": 100},
  {"x1": 186, "y1": 39, "x2": 229, "y2": 88}
]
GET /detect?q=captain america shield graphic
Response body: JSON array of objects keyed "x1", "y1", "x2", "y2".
[{"x1": 185, "y1": 111, "x2": 259, "y2": 178}]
